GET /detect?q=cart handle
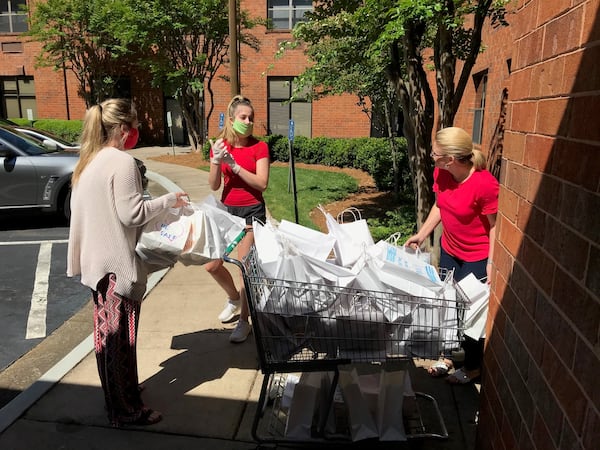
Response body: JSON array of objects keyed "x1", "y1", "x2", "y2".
[{"x1": 223, "y1": 229, "x2": 247, "y2": 258}]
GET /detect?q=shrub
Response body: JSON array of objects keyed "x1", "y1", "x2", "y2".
[
  {"x1": 10, "y1": 118, "x2": 83, "y2": 142},
  {"x1": 202, "y1": 133, "x2": 408, "y2": 193},
  {"x1": 8, "y1": 118, "x2": 30, "y2": 126},
  {"x1": 33, "y1": 119, "x2": 83, "y2": 143},
  {"x1": 280, "y1": 135, "x2": 408, "y2": 192},
  {"x1": 367, "y1": 204, "x2": 417, "y2": 242}
]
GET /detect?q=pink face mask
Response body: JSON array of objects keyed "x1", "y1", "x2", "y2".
[{"x1": 123, "y1": 127, "x2": 139, "y2": 150}]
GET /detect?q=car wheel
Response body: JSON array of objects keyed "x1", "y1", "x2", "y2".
[{"x1": 61, "y1": 189, "x2": 72, "y2": 222}]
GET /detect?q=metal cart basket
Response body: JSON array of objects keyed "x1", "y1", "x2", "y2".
[{"x1": 224, "y1": 244, "x2": 468, "y2": 445}]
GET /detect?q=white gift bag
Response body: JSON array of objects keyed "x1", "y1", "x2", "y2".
[
  {"x1": 386, "y1": 232, "x2": 431, "y2": 264},
  {"x1": 178, "y1": 197, "x2": 246, "y2": 266},
  {"x1": 361, "y1": 245, "x2": 443, "y2": 299},
  {"x1": 136, "y1": 207, "x2": 192, "y2": 268},
  {"x1": 377, "y1": 369, "x2": 408, "y2": 441},
  {"x1": 278, "y1": 219, "x2": 337, "y2": 261},
  {"x1": 285, "y1": 372, "x2": 322, "y2": 439},
  {"x1": 338, "y1": 367, "x2": 379, "y2": 441},
  {"x1": 369, "y1": 239, "x2": 442, "y2": 284},
  {"x1": 319, "y1": 206, "x2": 374, "y2": 267},
  {"x1": 178, "y1": 208, "x2": 211, "y2": 266},
  {"x1": 252, "y1": 218, "x2": 283, "y2": 279},
  {"x1": 457, "y1": 273, "x2": 490, "y2": 340}
]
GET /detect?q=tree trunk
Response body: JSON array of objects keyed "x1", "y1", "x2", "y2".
[
  {"x1": 383, "y1": 96, "x2": 400, "y2": 196},
  {"x1": 181, "y1": 91, "x2": 205, "y2": 153},
  {"x1": 434, "y1": 22, "x2": 456, "y2": 128},
  {"x1": 388, "y1": 24, "x2": 440, "y2": 262}
]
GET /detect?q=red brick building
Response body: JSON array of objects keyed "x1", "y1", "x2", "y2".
[
  {"x1": 0, "y1": 0, "x2": 370, "y2": 144},
  {"x1": 2, "y1": 1, "x2": 598, "y2": 448},
  {"x1": 450, "y1": 1, "x2": 599, "y2": 448}
]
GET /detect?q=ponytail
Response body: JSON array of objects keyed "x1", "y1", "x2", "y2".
[
  {"x1": 471, "y1": 149, "x2": 487, "y2": 170},
  {"x1": 72, "y1": 105, "x2": 104, "y2": 186},
  {"x1": 435, "y1": 127, "x2": 488, "y2": 170},
  {"x1": 71, "y1": 99, "x2": 137, "y2": 186}
]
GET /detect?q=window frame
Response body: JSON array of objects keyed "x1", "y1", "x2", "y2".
[
  {"x1": 267, "y1": 0, "x2": 312, "y2": 31},
  {"x1": 472, "y1": 70, "x2": 488, "y2": 145},
  {"x1": 0, "y1": 0, "x2": 28, "y2": 34},
  {"x1": 1, "y1": 76, "x2": 36, "y2": 119},
  {"x1": 267, "y1": 76, "x2": 312, "y2": 138}
]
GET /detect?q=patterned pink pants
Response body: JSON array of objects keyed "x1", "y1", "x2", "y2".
[{"x1": 93, "y1": 273, "x2": 144, "y2": 426}]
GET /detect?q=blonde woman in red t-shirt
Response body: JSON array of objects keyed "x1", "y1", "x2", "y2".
[
  {"x1": 206, "y1": 95, "x2": 270, "y2": 343},
  {"x1": 405, "y1": 127, "x2": 499, "y2": 384}
]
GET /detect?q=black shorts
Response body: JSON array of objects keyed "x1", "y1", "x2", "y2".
[{"x1": 226, "y1": 203, "x2": 267, "y2": 226}]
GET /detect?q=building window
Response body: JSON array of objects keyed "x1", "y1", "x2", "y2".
[
  {"x1": 268, "y1": 77, "x2": 311, "y2": 137},
  {"x1": 268, "y1": 0, "x2": 312, "y2": 30},
  {"x1": 0, "y1": 0, "x2": 28, "y2": 33},
  {"x1": 472, "y1": 71, "x2": 487, "y2": 145},
  {"x1": 1, "y1": 76, "x2": 36, "y2": 119}
]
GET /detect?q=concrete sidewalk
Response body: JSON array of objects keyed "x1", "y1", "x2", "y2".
[{"x1": 0, "y1": 146, "x2": 481, "y2": 449}]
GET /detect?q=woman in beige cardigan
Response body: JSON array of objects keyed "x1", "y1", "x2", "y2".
[{"x1": 67, "y1": 99, "x2": 188, "y2": 427}]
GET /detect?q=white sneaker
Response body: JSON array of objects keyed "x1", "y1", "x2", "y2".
[
  {"x1": 218, "y1": 298, "x2": 241, "y2": 322},
  {"x1": 230, "y1": 320, "x2": 252, "y2": 343}
]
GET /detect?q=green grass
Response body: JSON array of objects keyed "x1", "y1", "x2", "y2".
[
  {"x1": 265, "y1": 166, "x2": 358, "y2": 228},
  {"x1": 200, "y1": 165, "x2": 358, "y2": 229}
]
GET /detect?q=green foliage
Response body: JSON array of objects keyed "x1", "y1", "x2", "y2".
[
  {"x1": 267, "y1": 135, "x2": 408, "y2": 192},
  {"x1": 367, "y1": 203, "x2": 417, "y2": 242},
  {"x1": 264, "y1": 166, "x2": 358, "y2": 229},
  {"x1": 9, "y1": 118, "x2": 83, "y2": 142},
  {"x1": 7, "y1": 118, "x2": 30, "y2": 126},
  {"x1": 25, "y1": 0, "x2": 138, "y2": 105},
  {"x1": 25, "y1": 0, "x2": 262, "y2": 149},
  {"x1": 33, "y1": 119, "x2": 83, "y2": 142},
  {"x1": 200, "y1": 161, "x2": 415, "y2": 236},
  {"x1": 286, "y1": 0, "x2": 509, "y2": 230},
  {"x1": 122, "y1": 0, "x2": 261, "y2": 150},
  {"x1": 202, "y1": 134, "x2": 416, "y2": 234}
]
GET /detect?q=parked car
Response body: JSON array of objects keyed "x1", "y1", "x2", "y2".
[
  {"x1": 14, "y1": 126, "x2": 81, "y2": 152},
  {"x1": 15, "y1": 126, "x2": 149, "y2": 190},
  {"x1": 0, "y1": 124, "x2": 79, "y2": 220}
]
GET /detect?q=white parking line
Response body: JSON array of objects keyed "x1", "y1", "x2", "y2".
[
  {"x1": 0, "y1": 239, "x2": 68, "y2": 246},
  {"x1": 26, "y1": 242, "x2": 52, "y2": 339}
]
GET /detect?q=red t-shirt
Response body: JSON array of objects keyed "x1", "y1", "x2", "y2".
[
  {"x1": 433, "y1": 167, "x2": 499, "y2": 262},
  {"x1": 212, "y1": 138, "x2": 269, "y2": 207}
]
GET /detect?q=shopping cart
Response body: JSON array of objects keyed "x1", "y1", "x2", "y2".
[{"x1": 224, "y1": 238, "x2": 468, "y2": 445}]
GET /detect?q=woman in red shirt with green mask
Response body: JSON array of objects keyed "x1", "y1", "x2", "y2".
[
  {"x1": 206, "y1": 95, "x2": 270, "y2": 343},
  {"x1": 405, "y1": 126, "x2": 499, "y2": 384}
]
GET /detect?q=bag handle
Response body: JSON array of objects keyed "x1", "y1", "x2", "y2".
[
  {"x1": 337, "y1": 207, "x2": 363, "y2": 223},
  {"x1": 385, "y1": 232, "x2": 403, "y2": 247},
  {"x1": 385, "y1": 232, "x2": 428, "y2": 258}
]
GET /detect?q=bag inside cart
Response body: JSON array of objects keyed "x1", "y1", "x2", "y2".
[{"x1": 319, "y1": 205, "x2": 374, "y2": 267}]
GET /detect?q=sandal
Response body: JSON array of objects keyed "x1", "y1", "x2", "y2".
[
  {"x1": 446, "y1": 368, "x2": 480, "y2": 385},
  {"x1": 115, "y1": 408, "x2": 163, "y2": 427},
  {"x1": 428, "y1": 359, "x2": 452, "y2": 377}
]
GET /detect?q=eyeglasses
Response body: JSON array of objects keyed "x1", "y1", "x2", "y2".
[{"x1": 430, "y1": 150, "x2": 445, "y2": 158}]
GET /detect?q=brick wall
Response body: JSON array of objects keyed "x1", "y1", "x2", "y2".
[
  {"x1": 0, "y1": 38, "x2": 84, "y2": 120},
  {"x1": 452, "y1": 1, "x2": 600, "y2": 448},
  {"x1": 205, "y1": 0, "x2": 371, "y2": 139},
  {"x1": 2, "y1": 1, "x2": 370, "y2": 144}
]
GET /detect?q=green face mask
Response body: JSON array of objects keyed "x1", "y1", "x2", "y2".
[{"x1": 232, "y1": 119, "x2": 253, "y2": 137}]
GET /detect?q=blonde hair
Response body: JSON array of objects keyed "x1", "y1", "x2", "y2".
[
  {"x1": 72, "y1": 99, "x2": 137, "y2": 185},
  {"x1": 217, "y1": 95, "x2": 254, "y2": 143},
  {"x1": 435, "y1": 127, "x2": 486, "y2": 170}
]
